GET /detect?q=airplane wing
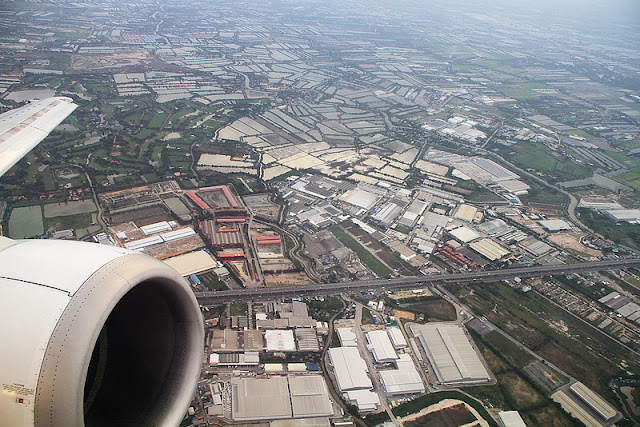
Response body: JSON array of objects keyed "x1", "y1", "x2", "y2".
[
  {"x1": 0, "y1": 97, "x2": 204, "y2": 426},
  {"x1": 0, "y1": 96, "x2": 77, "y2": 177}
]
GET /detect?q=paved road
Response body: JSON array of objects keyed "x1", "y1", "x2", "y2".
[
  {"x1": 196, "y1": 258, "x2": 640, "y2": 304},
  {"x1": 352, "y1": 302, "x2": 398, "y2": 425}
]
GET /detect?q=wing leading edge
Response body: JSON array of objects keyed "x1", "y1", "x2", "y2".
[{"x1": 0, "y1": 97, "x2": 78, "y2": 177}]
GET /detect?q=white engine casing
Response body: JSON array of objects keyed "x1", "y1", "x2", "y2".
[{"x1": 0, "y1": 237, "x2": 204, "y2": 426}]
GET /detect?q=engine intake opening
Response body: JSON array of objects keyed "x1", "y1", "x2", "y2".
[{"x1": 83, "y1": 280, "x2": 190, "y2": 427}]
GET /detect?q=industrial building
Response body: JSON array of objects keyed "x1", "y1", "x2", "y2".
[
  {"x1": 497, "y1": 411, "x2": 527, "y2": 427},
  {"x1": 295, "y1": 328, "x2": 320, "y2": 351},
  {"x1": 569, "y1": 382, "x2": 617, "y2": 421},
  {"x1": 231, "y1": 377, "x2": 292, "y2": 421},
  {"x1": 449, "y1": 226, "x2": 481, "y2": 243},
  {"x1": 209, "y1": 352, "x2": 259, "y2": 366},
  {"x1": 454, "y1": 204, "x2": 478, "y2": 222},
  {"x1": 338, "y1": 187, "x2": 381, "y2": 209},
  {"x1": 210, "y1": 329, "x2": 239, "y2": 352},
  {"x1": 265, "y1": 329, "x2": 297, "y2": 352},
  {"x1": 469, "y1": 238, "x2": 510, "y2": 261},
  {"x1": 387, "y1": 327, "x2": 408, "y2": 349},
  {"x1": 229, "y1": 375, "x2": 333, "y2": 422},
  {"x1": 365, "y1": 330, "x2": 399, "y2": 363},
  {"x1": 337, "y1": 327, "x2": 357, "y2": 347},
  {"x1": 327, "y1": 347, "x2": 373, "y2": 391},
  {"x1": 539, "y1": 219, "x2": 572, "y2": 232},
  {"x1": 288, "y1": 375, "x2": 334, "y2": 418},
  {"x1": 344, "y1": 389, "x2": 380, "y2": 413},
  {"x1": 604, "y1": 209, "x2": 640, "y2": 224},
  {"x1": 162, "y1": 250, "x2": 218, "y2": 276},
  {"x1": 409, "y1": 323, "x2": 491, "y2": 385},
  {"x1": 551, "y1": 390, "x2": 604, "y2": 427},
  {"x1": 378, "y1": 354, "x2": 425, "y2": 395}
]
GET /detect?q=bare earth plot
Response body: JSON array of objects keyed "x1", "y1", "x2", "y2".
[{"x1": 43, "y1": 199, "x2": 97, "y2": 217}]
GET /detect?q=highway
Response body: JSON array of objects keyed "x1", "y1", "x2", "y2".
[{"x1": 195, "y1": 258, "x2": 640, "y2": 304}]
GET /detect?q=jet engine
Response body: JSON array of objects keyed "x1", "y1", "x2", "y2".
[{"x1": 0, "y1": 237, "x2": 204, "y2": 426}]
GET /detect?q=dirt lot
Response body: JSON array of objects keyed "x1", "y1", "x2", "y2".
[
  {"x1": 523, "y1": 360, "x2": 567, "y2": 392},
  {"x1": 499, "y1": 372, "x2": 545, "y2": 409},
  {"x1": 402, "y1": 299, "x2": 457, "y2": 321},
  {"x1": 264, "y1": 272, "x2": 311, "y2": 287},
  {"x1": 343, "y1": 221, "x2": 415, "y2": 275},
  {"x1": 538, "y1": 343, "x2": 600, "y2": 390},
  {"x1": 44, "y1": 199, "x2": 97, "y2": 218},
  {"x1": 404, "y1": 403, "x2": 476, "y2": 427},
  {"x1": 108, "y1": 205, "x2": 170, "y2": 226},
  {"x1": 548, "y1": 232, "x2": 601, "y2": 258},
  {"x1": 392, "y1": 309, "x2": 416, "y2": 321},
  {"x1": 524, "y1": 405, "x2": 575, "y2": 427}
]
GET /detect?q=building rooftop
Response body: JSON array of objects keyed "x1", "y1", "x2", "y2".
[
  {"x1": 265, "y1": 329, "x2": 296, "y2": 352},
  {"x1": 231, "y1": 377, "x2": 291, "y2": 421},
  {"x1": 469, "y1": 238, "x2": 510, "y2": 261},
  {"x1": 387, "y1": 327, "x2": 408, "y2": 349},
  {"x1": 378, "y1": 354, "x2": 425, "y2": 395},
  {"x1": 605, "y1": 209, "x2": 640, "y2": 223},
  {"x1": 328, "y1": 347, "x2": 372, "y2": 391},
  {"x1": 570, "y1": 382, "x2": 617, "y2": 421},
  {"x1": 539, "y1": 219, "x2": 572, "y2": 232},
  {"x1": 366, "y1": 330, "x2": 399, "y2": 363},
  {"x1": 289, "y1": 375, "x2": 334, "y2": 418},
  {"x1": 410, "y1": 323, "x2": 491, "y2": 385},
  {"x1": 497, "y1": 411, "x2": 527, "y2": 427},
  {"x1": 454, "y1": 204, "x2": 478, "y2": 222},
  {"x1": 337, "y1": 327, "x2": 357, "y2": 347},
  {"x1": 163, "y1": 250, "x2": 218, "y2": 276}
]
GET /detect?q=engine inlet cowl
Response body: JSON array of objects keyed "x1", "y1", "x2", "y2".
[{"x1": 0, "y1": 238, "x2": 204, "y2": 427}]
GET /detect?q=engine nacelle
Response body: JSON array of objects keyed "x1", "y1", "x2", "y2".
[{"x1": 0, "y1": 237, "x2": 204, "y2": 426}]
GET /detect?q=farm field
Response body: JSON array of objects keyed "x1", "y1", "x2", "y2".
[
  {"x1": 8, "y1": 205, "x2": 44, "y2": 238},
  {"x1": 43, "y1": 199, "x2": 97, "y2": 218},
  {"x1": 505, "y1": 142, "x2": 591, "y2": 182}
]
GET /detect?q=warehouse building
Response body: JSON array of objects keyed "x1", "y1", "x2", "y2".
[
  {"x1": 338, "y1": 187, "x2": 381, "y2": 209},
  {"x1": 295, "y1": 328, "x2": 320, "y2": 352},
  {"x1": 387, "y1": 327, "x2": 408, "y2": 349},
  {"x1": 337, "y1": 327, "x2": 357, "y2": 347},
  {"x1": 604, "y1": 209, "x2": 640, "y2": 224},
  {"x1": 454, "y1": 204, "x2": 478, "y2": 222},
  {"x1": 230, "y1": 375, "x2": 333, "y2": 421},
  {"x1": 378, "y1": 354, "x2": 425, "y2": 396},
  {"x1": 569, "y1": 382, "x2": 617, "y2": 421},
  {"x1": 231, "y1": 376, "x2": 292, "y2": 421},
  {"x1": 265, "y1": 329, "x2": 296, "y2": 352},
  {"x1": 288, "y1": 375, "x2": 334, "y2": 418},
  {"x1": 449, "y1": 226, "x2": 481, "y2": 243},
  {"x1": 469, "y1": 238, "x2": 510, "y2": 261},
  {"x1": 344, "y1": 390, "x2": 380, "y2": 413},
  {"x1": 497, "y1": 411, "x2": 527, "y2": 427},
  {"x1": 327, "y1": 347, "x2": 372, "y2": 391},
  {"x1": 539, "y1": 219, "x2": 572, "y2": 232},
  {"x1": 365, "y1": 330, "x2": 399, "y2": 363},
  {"x1": 163, "y1": 250, "x2": 218, "y2": 276},
  {"x1": 209, "y1": 351, "x2": 259, "y2": 367},
  {"x1": 409, "y1": 323, "x2": 491, "y2": 385}
]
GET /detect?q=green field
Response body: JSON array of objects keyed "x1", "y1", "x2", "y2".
[
  {"x1": 8, "y1": 205, "x2": 44, "y2": 238},
  {"x1": 506, "y1": 142, "x2": 591, "y2": 182},
  {"x1": 230, "y1": 303, "x2": 248, "y2": 316},
  {"x1": 330, "y1": 226, "x2": 392, "y2": 277},
  {"x1": 455, "y1": 281, "x2": 637, "y2": 403},
  {"x1": 577, "y1": 208, "x2": 640, "y2": 249},
  {"x1": 198, "y1": 272, "x2": 227, "y2": 291},
  {"x1": 45, "y1": 212, "x2": 94, "y2": 231}
]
